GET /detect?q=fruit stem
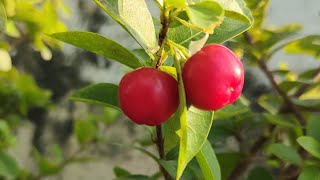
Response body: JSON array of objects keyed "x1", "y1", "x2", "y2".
[
  {"x1": 155, "y1": 3, "x2": 171, "y2": 68},
  {"x1": 156, "y1": 125, "x2": 172, "y2": 180}
]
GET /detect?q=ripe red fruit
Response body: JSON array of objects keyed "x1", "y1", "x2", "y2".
[
  {"x1": 118, "y1": 67, "x2": 179, "y2": 126},
  {"x1": 182, "y1": 44, "x2": 244, "y2": 110}
]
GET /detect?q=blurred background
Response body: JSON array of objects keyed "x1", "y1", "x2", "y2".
[{"x1": 0, "y1": 0, "x2": 319, "y2": 179}]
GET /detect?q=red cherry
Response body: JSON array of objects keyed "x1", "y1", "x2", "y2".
[
  {"x1": 118, "y1": 67, "x2": 179, "y2": 126},
  {"x1": 182, "y1": 44, "x2": 244, "y2": 110}
]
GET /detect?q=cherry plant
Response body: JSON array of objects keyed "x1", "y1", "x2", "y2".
[{"x1": 47, "y1": 0, "x2": 253, "y2": 179}]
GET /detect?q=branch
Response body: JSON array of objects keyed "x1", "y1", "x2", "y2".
[
  {"x1": 156, "y1": 125, "x2": 172, "y2": 180},
  {"x1": 155, "y1": 4, "x2": 170, "y2": 68},
  {"x1": 154, "y1": 4, "x2": 173, "y2": 180}
]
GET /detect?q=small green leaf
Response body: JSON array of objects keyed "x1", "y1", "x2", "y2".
[
  {"x1": 215, "y1": 104, "x2": 248, "y2": 119},
  {"x1": 263, "y1": 114, "x2": 301, "y2": 129},
  {"x1": 297, "y1": 136, "x2": 320, "y2": 159},
  {"x1": 292, "y1": 99, "x2": 320, "y2": 109},
  {"x1": 247, "y1": 166, "x2": 274, "y2": 180},
  {"x1": 74, "y1": 120, "x2": 97, "y2": 144},
  {"x1": 215, "y1": 0, "x2": 250, "y2": 23},
  {"x1": 114, "y1": 175, "x2": 152, "y2": 180},
  {"x1": 284, "y1": 35, "x2": 320, "y2": 59},
  {"x1": 298, "y1": 166, "x2": 320, "y2": 180},
  {"x1": 307, "y1": 114, "x2": 320, "y2": 142},
  {"x1": 0, "y1": 152, "x2": 20, "y2": 179},
  {"x1": 159, "y1": 66, "x2": 177, "y2": 80},
  {"x1": 33, "y1": 150, "x2": 61, "y2": 176},
  {"x1": 0, "y1": 1, "x2": 7, "y2": 32},
  {"x1": 278, "y1": 80, "x2": 307, "y2": 93},
  {"x1": 196, "y1": 141, "x2": 221, "y2": 180},
  {"x1": 268, "y1": 143, "x2": 303, "y2": 166},
  {"x1": 207, "y1": 0, "x2": 253, "y2": 43},
  {"x1": 159, "y1": 160, "x2": 177, "y2": 179},
  {"x1": 186, "y1": 1, "x2": 224, "y2": 33},
  {"x1": 216, "y1": 153, "x2": 243, "y2": 180},
  {"x1": 258, "y1": 24, "x2": 302, "y2": 50},
  {"x1": 113, "y1": 166, "x2": 131, "y2": 177},
  {"x1": 50, "y1": 31, "x2": 143, "y2": 68},
  {"x1": 164, "y1": 112, "x2": 180, "y2": 153},
  {"x1": 165, "y1": 0, "x2": 186, "y2": 8},
  {"x1": 70, "y1": 83, "x2": 120, "y2": 110}
]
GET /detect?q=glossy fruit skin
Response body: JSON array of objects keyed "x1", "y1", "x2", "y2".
[
  {"x1": 118, "y1": 67, "x2": 179, "y2": 126},
  {"x1": 182, "y1": 44, "x2": 244, "y2": 110}
]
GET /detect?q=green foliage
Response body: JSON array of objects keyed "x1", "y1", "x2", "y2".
[
  {"x1": 298, "y1": 166, "x2": 320, "y2": 180},
  {"x1": 50, "y1": 31, "x2": 144, "y2": 68},
  {"x1": 0, "y1": 0, "x2": 6, "y2": 32},
  {"x1": 70, "y1": 83, "x2": 120, "y2": 110},
  {"x1": 268, "y1": 143, "x2": 303, "y2": 166},
  {"x1": 284, "y1": 35, "x2": 320, "y2": 59},
  {"x1": 196, "y1": 141, "x2": 221, "y2": 180},
  {"x1": 0, "y1": 151, "x2": 20, "y2": 179},
  {"x1": 297, "y1": 136, "x2": 320, "y2": 159},
  {"x1": 0, "y1": 68, "x2": 51, "y2": 117}
]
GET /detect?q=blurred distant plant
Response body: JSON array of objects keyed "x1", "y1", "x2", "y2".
[
  {"x1": 221, "y1": 0, "x2": 320, "y2": 179},
  {"x1": 0, "y1": 1, "x2": 122, "y2": 180},
  {"x1": 1, "y1": 0, "x2": 320, "y2": 180}
]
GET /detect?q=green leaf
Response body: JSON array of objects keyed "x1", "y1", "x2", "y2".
[
  {"x1": 258, "y1": 24, "x2": 302, "y2": 50},
  {"x1": 207, "y1": 0, "x2": 253, "y2": 43},
  {"x1": 247, "y1": 166, "x2": 274, "y2": 180},
  {"x1": 74, "y1": 120, "x2": 97, "y2": 144},
  {"x1": 50, "y1": 31, "x2": 143, "y2": 68},
  {"x1": 298, "y1": 166, "x2": 320, "y2": 180},
  {"x1": 278, "y1": 80, "x2": 307, "y2": 93},
  {"x1": 0, "y1": 152, "x2": 20, "y2": 179},
  {"x1": 114, "y1": 175, "x2": 153, "y2": 180},
  {"x1": 132, "y1": 49, "x2": 151, "y2": 66},
  {"x1": 185, "y1": 1, "x2": 224, "y2": 33},
  {"x1": 166, "y1": 0, "x2": 186, "y2": 8},
  {"x1": 167, "y1": 25, "x2": 205, "y2": 47},
  {"x1": 177, "y1": 106, "x2": 214, "y2": 179},
  {"x1": 70, "y1": 83, "x2": 120, "y2": 110},
  {"x1": 297, "y1": 136, "x2": 320, "y2": 159},
  {"x1": 0, "y1": 121, "x2": 15, "y2": 149},
  {"x1": 159, "y1": 160, "x2": 177, "y2": 179},
  {"x1": 216, "y1": 153, "x2": 243, "y2": 180},
  {"x1": 164, "y1": 112, "x2": 180, "y2": 154},
  {"x1": 94, "y1": 0, "x2": 158, "y2": 51},
  {"x1": 114, "y1": 166, "x2": 131, "y2": 177},
  {"x1": 215, "y1": 104, "x2": 248, "y2": 119},
  {"x1": 268, "y1": 143, "x2": 303, "y2": 166},
  {"x1": 307, "y1": 114, "x2": 320, "y2": 142},
  {"x1": 196, "y1": 141, "x2": 221, "y2": 180},
  {"x1": 173, "y1": 55, "x2": 188, "y2": 180},
  {"x1": 33, "y1": 150, "x2": 61, "y2": 176},
  {"x1": 214, "y1": 0, "x2": 250, "y2": 23},
  {"x1": 292, "y1": 99, "x2": 320, "y2": 109},
  {"x1": 284, "y1": 35, "x2": 320, "y2": 59},
  {"x1": 263, "y1": 114, "x2": 301, "y2": 129},
  {"x1": 0, "y1": 0, "x2": 7, "y2": 32}
]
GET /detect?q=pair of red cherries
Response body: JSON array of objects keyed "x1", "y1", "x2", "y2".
[{"x1": 118, "y1": 44, "x2": 244, "y2": 126}]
